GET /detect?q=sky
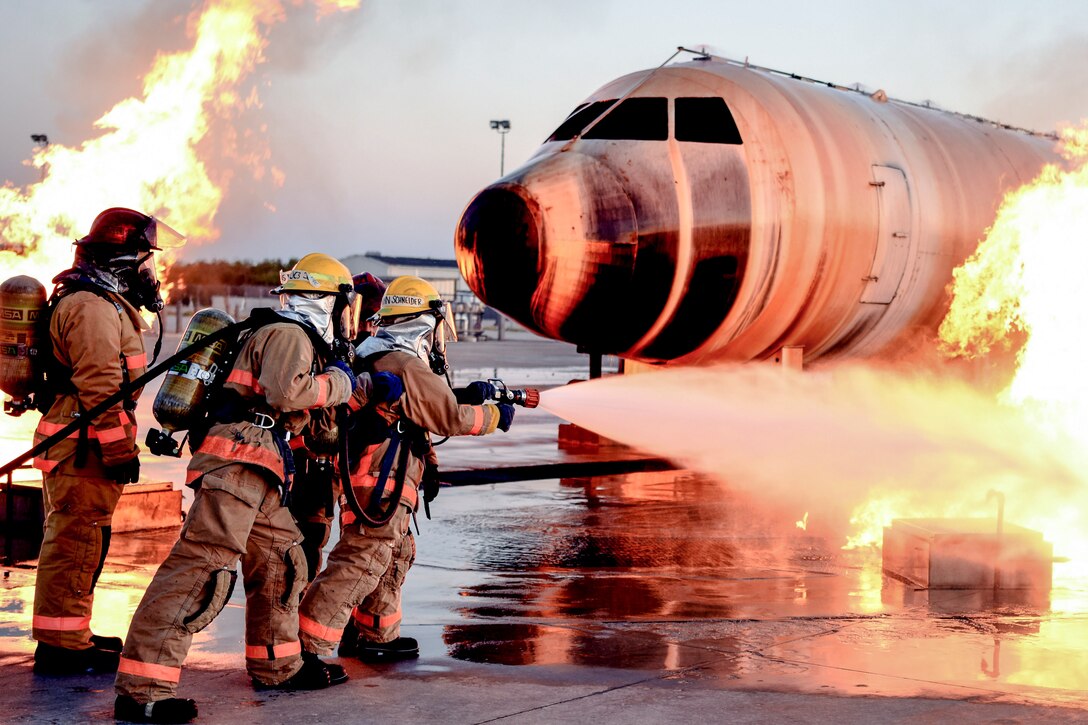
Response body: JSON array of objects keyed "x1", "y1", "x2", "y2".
[{"x1": 1, "y1": 0, "x2": 1086, "y2": 263}]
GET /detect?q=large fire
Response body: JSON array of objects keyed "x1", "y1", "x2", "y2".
[
  {"x1": 540, "y1": 124, "x2": 1088, "y2": 586},
  {"x1": 0, "y1": 0, "x2": 358, "y2": 471},
  {"x1": 939, "y1": 123, "x2": 1088, "y2": 438},
  {"x1": 0, "y1": 0, "x2": 359, "y2": 287},
  {"x1": 846, "y1": 122, "x2": 1088, "y2": 573}
]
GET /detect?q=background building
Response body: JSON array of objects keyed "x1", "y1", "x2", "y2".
[
  {"x1": 341, "y1": 252, "x2": 468, "y2": 302},
  {"x1": 342, "y1": 252, "x2": 496, "y2": 340}
]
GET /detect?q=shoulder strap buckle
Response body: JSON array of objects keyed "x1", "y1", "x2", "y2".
[{"x1": 252, "y1": 412, "x2": 276, "y2": 429}]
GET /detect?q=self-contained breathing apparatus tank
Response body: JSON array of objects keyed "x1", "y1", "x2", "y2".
[
  {"x1": 0, "y1": 276, "x2": 47, "y2": 416},
  {"x1": 146, "y1": 308, "x2": 237, "y2": 457}
]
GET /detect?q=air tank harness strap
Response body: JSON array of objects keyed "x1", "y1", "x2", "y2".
[
  {"x1": 74, "y1": 399, "x2": 89, "y2": 469},
  {"x1": 370, "y1": 422, "x2": 408, "y2": 512}
]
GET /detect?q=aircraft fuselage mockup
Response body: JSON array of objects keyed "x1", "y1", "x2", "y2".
[{"x1": 454, "y1": 54, "x2": 1060, "y2": 366}]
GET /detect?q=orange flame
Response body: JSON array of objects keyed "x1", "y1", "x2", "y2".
[
  {"x1": 939, "y1": 123, "x2": 1088, "y2": 432},
  {"x1": 844, "y1": 121, "x2": 1088, "y2": 574},
  {"x1": 0, "y1": 0, "x2": 360, "y2": 293},
  {"x1": 0, "y1": 0, "x2": 359, "y2": 470}
]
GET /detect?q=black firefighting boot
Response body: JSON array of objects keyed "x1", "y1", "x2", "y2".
[
  {"x1": 114, "y1": 694, "x2": 198, "y2": 724},
  {"x1": 336, "y1": 617, "x2": 360, "y2": 657},
  {"x1": 357, "y1": 636, "x2": 420, "y2": 663},
  {"x1": 252, "y1": 651, "x2": 348, "y2": 691},
  {"x1": 91, "y1": 634, "x2": 124, "y2": 652},
  {"x1": 33, "y1": 640, "x2": 120, "y2": 675}
]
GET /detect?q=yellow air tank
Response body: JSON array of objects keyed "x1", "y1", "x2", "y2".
[
  {"x1": 148, "y1": 308, "x2": 236, "y2": 455},
  {"x1": 0, "y1": 275, "x2": 47, "y2": 409}
]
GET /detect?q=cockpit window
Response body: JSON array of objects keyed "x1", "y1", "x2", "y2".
[
  {"x1": 546, "y1": 97, "x2": 668, "y2": 142},
  {"x1": 546, "y1": 101, "x2": 613, "y2": 142},
  {"x1": 584, "y1": 97, "x2": 668, "y2": 141},
  {"x1": 674, "y1": 97, "x2": 743, "y2": 144}
]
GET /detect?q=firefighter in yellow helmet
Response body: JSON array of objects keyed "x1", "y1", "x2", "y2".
[
  {"x1": 297, "y1": 276, "x2": 514, "y2": 664},
  {"x1": 32, "y1": 207, "x2": 177, "y2": 676},
  {"x1": 289, "y1": 272, "x2": 389, "y2": 583},
  {"x1": 115, "y1": 254, "x2": 398, "y2": 724}
]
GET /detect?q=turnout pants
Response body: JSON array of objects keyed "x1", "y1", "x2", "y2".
[
  {"x1": 298, "y1": 503, "x2": 415, "y2": 653},
  {"x1": 33, "y1": 457, "x2": 124, "y2": 649},
  {"x1": 115, "y1": 465, "x2": 309, "y2": 703}
]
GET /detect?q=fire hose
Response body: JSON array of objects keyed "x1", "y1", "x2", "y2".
[
  {"x1": 337, "y1": 380, "x2": 541, "y2": 527},
  {"x1": 0, "y1": 319, "x2": 259, "y2": 480},
  {"x1": 336, "y1": 407, "x2": 410, "y2": 528}
]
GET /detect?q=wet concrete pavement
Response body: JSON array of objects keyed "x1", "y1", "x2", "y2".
[{"x1": 2, "y1": 338, "x2": 1087, "y2": 723}]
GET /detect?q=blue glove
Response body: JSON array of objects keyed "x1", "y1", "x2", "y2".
[
  {"x1": 497, "y1": 403, "x2": 515, "y2": 432},
  {"x1": 373, "y1": 371, "x2": 404, "y2": 403},
  {"x1": 325, "y1": 360, "x2": 356, "y2": 390},
  {"x1": 465, "y1": 380, "x2": 497, "y2": 404}
]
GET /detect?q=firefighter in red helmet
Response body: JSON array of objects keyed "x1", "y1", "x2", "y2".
[{"x1": 31, "y1": 207, "x2": 179, "y2": 675}]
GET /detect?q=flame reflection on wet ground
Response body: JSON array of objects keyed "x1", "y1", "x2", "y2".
[
  {"x1": 421, "y1": 473, "x2": 1088, "y2": 708},
  {"x1": 3, "y1": 340, "x2": 1086, "y2": 716},
  {"x1": 2, "y1": 466, "x2": 1087, "y2": 717}
]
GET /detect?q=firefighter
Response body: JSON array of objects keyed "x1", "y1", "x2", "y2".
[
  {"x1": 289, "y1": 273, "x2": 389, "y2": 584},
  {"x1": 297, "y1": 276, "x2": 514, "y2": 664},
  {"x1": 31, "y1": 207, "x2": 178, "y2": 676},
  {"x1": 114, "y1": 254, "x2": 395, "y2": 724}
]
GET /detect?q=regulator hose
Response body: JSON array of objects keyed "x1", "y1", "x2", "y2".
[{"x1": 336, "y1": 406, "x2": 408, "y2": 528}]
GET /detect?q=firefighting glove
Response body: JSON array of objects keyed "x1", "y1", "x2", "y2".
[
  {"x1": 497, "y1": 403, "x2": 515, "y2": 432},
  {"x1": 104, "y1": 455, "x2": 140, "y2": 485},
  {"x1": 422, "y1": 462, "x2": 441, "y2": 504},
  {"x1": 463, "y1": 380, "x2": 497, "y2": 405},
  {"x1": 373, "y1": 371, "x2": 404, "y2": 403},
  {"x1": 325, "y1": 360, "x2": 356, "y2": 390}
]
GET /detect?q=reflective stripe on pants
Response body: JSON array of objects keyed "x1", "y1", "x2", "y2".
[
  {"x1": 298, "y1": 504, "x2": 414, "y2": 654},
  {"x1": 33, "y1": 458, "x2": 123, "y2": 649},
  {"x1": 115, "y1": 464, "x2": 305, "y2": 702}
]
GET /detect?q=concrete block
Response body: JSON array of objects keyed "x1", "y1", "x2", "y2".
[
  {"x1": 112, "y1": 482, "x2": 182, "y2": 533},
  {"x1": 0, "y1": 479, "x2": 43, "y2": 527},
  {"x1": 558, "y1": 423, "x2": 622, "y2": 451},
  {"x1": 1, "y1": 479, "x2": 181, "y2": 534},
  {"x1": 883, "y1": 517, "x2": 1052, "y2": 590}
]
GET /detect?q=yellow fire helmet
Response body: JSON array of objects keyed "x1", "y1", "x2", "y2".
[
  {"x1": 272, "y1": 253, "x2": 352, "y2": 295},
  {"x1": 377, "y1": 275, "x2": 442, "y2": 319}
]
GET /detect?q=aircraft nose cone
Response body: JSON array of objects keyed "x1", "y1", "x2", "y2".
[
  {"x1": 455, "y1": 184, "x2": 541, "y2": 329},
  {"x1": 456, "y1": 152, "x2": 644, "y2": 352}
]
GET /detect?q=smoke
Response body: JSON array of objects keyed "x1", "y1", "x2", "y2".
[
  {"x1": 540, "y1": 363, "x2": 1088, "y2": 575},
  {"x1": 55, "y1": 4, "x2": 190, "y2": 140},
  {"x1": 975, "y1": 32, "x2": 1088, "y2": 133}
]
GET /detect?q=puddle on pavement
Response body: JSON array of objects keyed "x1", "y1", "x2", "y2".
[
  {"x1": 4, "y1": 463, "x2": 1084, "y2": 707},
  {"x1": 443, "y1": 622, "x2": 742, "y2": 671},
  {"x1": 424, "y1": 470, "x2": 1086, "y2": 706}
]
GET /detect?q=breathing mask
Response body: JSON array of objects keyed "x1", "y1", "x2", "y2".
[{"x1": 280, "y1": 292, "x2": 338, "y2": 345}]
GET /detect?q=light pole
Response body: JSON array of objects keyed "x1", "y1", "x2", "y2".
[
  {"x1": 489, "y1": 119, "x2": 510, "y2": 176},
  {"x1": 31, "y1": 134, "x2": 48, "y2": 181}
]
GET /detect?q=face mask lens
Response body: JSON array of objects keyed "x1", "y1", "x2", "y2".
[
  {"x1": 136, "y1": 252, "x2": 158, "y2": 283},
  {"x1": 337, "y1": 292, "x2": 361, "y2": 342},
  {"x1": 135, "y1": 252, "x2": 164, "y2": 312}
]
